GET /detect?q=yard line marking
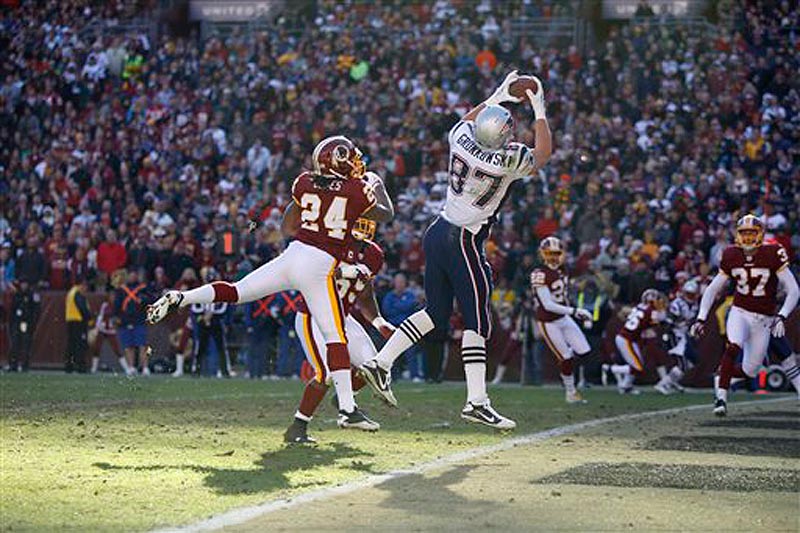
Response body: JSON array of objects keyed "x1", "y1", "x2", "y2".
[{"x1": 158, "y1": 396, "x2": 793, "y2": 533}]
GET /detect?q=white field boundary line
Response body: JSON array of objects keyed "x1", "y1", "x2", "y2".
[{"x1": 158, "y1": 395, "x2": 794, "y2": 533}]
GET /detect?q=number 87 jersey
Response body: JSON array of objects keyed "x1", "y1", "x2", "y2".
[
  {"x1": 292, "y1": 171, "x2": 377, "y2": 260},
  {"x1": 720, "y1": 243, "x2": 790, "y2": 315},
  {"x1": 444, "y1": 120, "x2": 537, "y2": 233}
]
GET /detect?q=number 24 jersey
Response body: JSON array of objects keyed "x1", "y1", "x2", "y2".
[
  {"x1": 720, "y1": 244, "x2": 789, "y2": 316},
  {"x1": 291, "y1": 172, "x2": 377, "y2": 260}
]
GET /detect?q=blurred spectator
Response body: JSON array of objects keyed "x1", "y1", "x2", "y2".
[
  {"x1": 96, "y1": 230, "x2": 127, "y2": 286},
  {"x1": 382, "y1": 273, "x2": 424, "y2": 381},
  {"x1": 243, "y1": 295, "x2": 282, "y2": 379}
]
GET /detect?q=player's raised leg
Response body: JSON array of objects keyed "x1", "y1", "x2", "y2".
[
  {"x1": 146, "y1": 250, "x2": 293, "y2": 324},
  {"x1": 453, "y1": 226, "x2": 515, "y2": 430}
]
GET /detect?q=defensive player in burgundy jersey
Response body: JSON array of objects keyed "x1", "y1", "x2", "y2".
[
  {"x1": 146, "y1": 136, "x2": 394, "y2": 429},
  {"x1": 610, "y1": 289, "x2": 668, "y2": 394},
  {"x1": 691, "y1": 215, "x2": 799, "y2": 416},
  {"x1": 285, "y1": 221, "x2": 397, "y2": 443},
  {"x1": 530, "y1": 237, "x2": 593, "y2": 404}
]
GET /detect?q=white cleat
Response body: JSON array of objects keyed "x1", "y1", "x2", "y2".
[
  {"x1": 460, "y1": 399, "x2": 516, "y2": 430},
  {"x1": 654, "y1": 381, "x2": 673, "y2": 395},
  {"x1": 146, "y1": 291, "x2": 184, "y2": 324},
  {"x1": 566, "y1": 391, "x2": 588, "y2": 404},
  {"x1": 600, "y1": 364, "x2": 610, "y2": 387}
]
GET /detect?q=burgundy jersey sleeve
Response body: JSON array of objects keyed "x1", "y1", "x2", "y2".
[
  {"x1": 344, "y1": 177, "x2": 377, "y2": 218},
  {"x1": 291, "y1": 173, "x2": 310, "y2": 205},
  {"x1": 773, "y1": 244, "x2": 790, "y2": 273},
  {"x1": 719, "y1": 246, "x2": 740, "y2": 277},
  {"x1": 361, "y1": 241, "x2": 385, "y2": 276}
]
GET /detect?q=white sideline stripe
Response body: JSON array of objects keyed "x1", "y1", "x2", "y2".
[{"x1": 157, "y1": 396, "x2": 793, "y2": 533}]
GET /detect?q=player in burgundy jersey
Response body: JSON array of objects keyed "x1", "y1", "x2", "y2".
[
  {"x1": 690, "y1": 215, "x2": 799, "y2": 416},
  {"x1": 147, "y1": 136, "x2": 394, "y2": 429},
  {"x1": 530, "y1": 236, "x2": 593, "y2": 403},
  {"x1": 609, "y1": 289, "x2": 668, "y2": 394},
  {"x1": 285, "y1": 220, "x2": 397, "y2": 443}
]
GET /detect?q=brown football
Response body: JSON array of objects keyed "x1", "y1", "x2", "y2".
[{"x1": 509, "y1": 75, "x2": 539, "y2": 99}]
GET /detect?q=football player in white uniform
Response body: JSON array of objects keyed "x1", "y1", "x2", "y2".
[
  {"x1": 654, "y1": 280, "x2": 700, "y2": 394},
  {"x1": 361, "y1": 71, "x2": 552, "y2": 429}
]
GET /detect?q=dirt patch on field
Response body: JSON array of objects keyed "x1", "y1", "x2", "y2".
[
  {"x1": 535, "y1": 462, "x2": 800, "y2": 492},
  {"x1": 644, "y1": 435, "x2": 800, "y2": 458}
]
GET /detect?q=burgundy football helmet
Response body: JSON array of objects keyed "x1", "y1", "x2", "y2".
[{"x1": 312, "y1": 135, "x2": 366, "y2": 180}]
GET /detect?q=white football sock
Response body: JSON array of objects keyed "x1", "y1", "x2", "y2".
[
  {"x1": 780, "y1": 354, "x2": 800, "y2": 397},
  {"x1": 656, "y1": 365, "x2": 667, "y2": 380},
  {"x1": 561, "y1": 373, "x2": 576, "y2": 394},
  {"x1": 118, "y1": 356, "x2": 131, "y2": 374},
  {"x1": 180, "y1": 284, "x2": 214, "y2": 306},
  {"x1": 173, "y1": 355, "x2": 184, "y2": 374},
  {"x1": 330, "y1": 369, "x2": 355, "y2": 412},
  {"x1": 668, "y1": 366, "x2": 684, "y2": 385},
  {"x1": 375, "y1": 310, "x2": 434, "y2": 370},
  {"x1": 462, "y1": 329, "x2": 488, "y2": 405},
  {"x1": 491, "y1": 364, "x2": 506, "y2": 385},
  {"x1": 717, "y1": 387, "x2": 728, "y2": 402},
  {"x1": 610, "y1": 364, "x2": 631, "y2": 376},
  {"x1": 90, "y1": 357, "x2": 100, "y2": 373}
]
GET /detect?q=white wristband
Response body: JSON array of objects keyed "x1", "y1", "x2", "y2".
[{"x1": 372, "y1": 317, "x2": 391, "y2": 329}]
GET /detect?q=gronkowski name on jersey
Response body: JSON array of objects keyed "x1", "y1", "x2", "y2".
[{"x1": 443, "y1": 120, "x2": 537, "y2": 234}]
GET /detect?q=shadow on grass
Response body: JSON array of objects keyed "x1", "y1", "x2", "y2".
[
  {"x1": 374, "y1": 464, "x2": 503, "y2": 520},
  {"x1": 94, "y1": 442, "x2": 376, "y2": 495}
]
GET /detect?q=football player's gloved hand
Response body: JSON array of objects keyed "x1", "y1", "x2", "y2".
[
  {"x1": 372, "y1": 316, "x2": 396, "y2": 340},
  {"x1": 247, "y1": 220, "x2": 258, "y2": 233},
  {"x1": 573, "y1": 308, "x2": 592, "y2": 323},
  {"x1": 689, "y1": 319, "x2": 706, "y2": 338},
  {"x1": 486, "y1": 70, "x2": 522, "y2": 106},
  {"x1": 526, "y1": 76, "x2": 546, "y2": 119},
  {"x1": 337, "y1": 263, "x2": 371, "y2": 280},
  {"x1": 771, "y1": 315, "x2": 786, "y2": 338}
]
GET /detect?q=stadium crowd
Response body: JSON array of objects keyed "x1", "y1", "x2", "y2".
[{"x1": 0, "y1": 0, "x2": 798, "y2": 377}]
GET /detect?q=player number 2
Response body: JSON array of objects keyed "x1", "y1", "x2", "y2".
[
  {"x1": 300, "y1": 193, "x2": 349, "y2": 239},
  {"x1": 730, "y1": 267, "x2": 769, "y2": 297}
]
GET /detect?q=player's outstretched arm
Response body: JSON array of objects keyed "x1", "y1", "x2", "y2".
[
  {"x1": 535, "y1": 285, "x2": 578, "y2": 318},
  {"x1": 356, "y1": 282, "x2": 395, "y2": 339},
  {"x1": 525, "y1": 78, "x2": 552, "y2": 168},
  {"x1": 281, "y1": 201, "x2": 301, "y2": 237},
  {"x1": 364, "y1": 172, "x2": 394, "y2": 222},
  {"x1": 690, "y1": 272, "x2": 728, "y2": 337},
  {"x1": 773, "y1": 268, "x2": 799, "y2": 337}
]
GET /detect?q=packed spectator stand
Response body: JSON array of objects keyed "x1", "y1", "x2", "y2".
[{"x1": 0, "y1": 0, "x2": 798, "y2": 381}]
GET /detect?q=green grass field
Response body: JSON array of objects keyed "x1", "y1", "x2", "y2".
[{"x1": 1, "y1": 373, "x2": 715, "y2": 532}]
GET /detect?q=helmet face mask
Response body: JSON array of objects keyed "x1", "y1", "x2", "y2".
[
  {"x1": 474, "y1": 105, "x2": 513, "y2": 151},
  {"x1": 734, "y1": 214, "x2": 764, "y2": 252},
  {"x1": 539, "y1": 236, "x2": 565, "y2": 269},
  {"x1": 351, "y1": 218, "x2": 376, "y2": 241},
  {"x1": 641, "y1": 289, "x2": 667, "y2": 311},
  {"x1": 312, "y1": 136, "x2": 366, "y2": 180}
]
